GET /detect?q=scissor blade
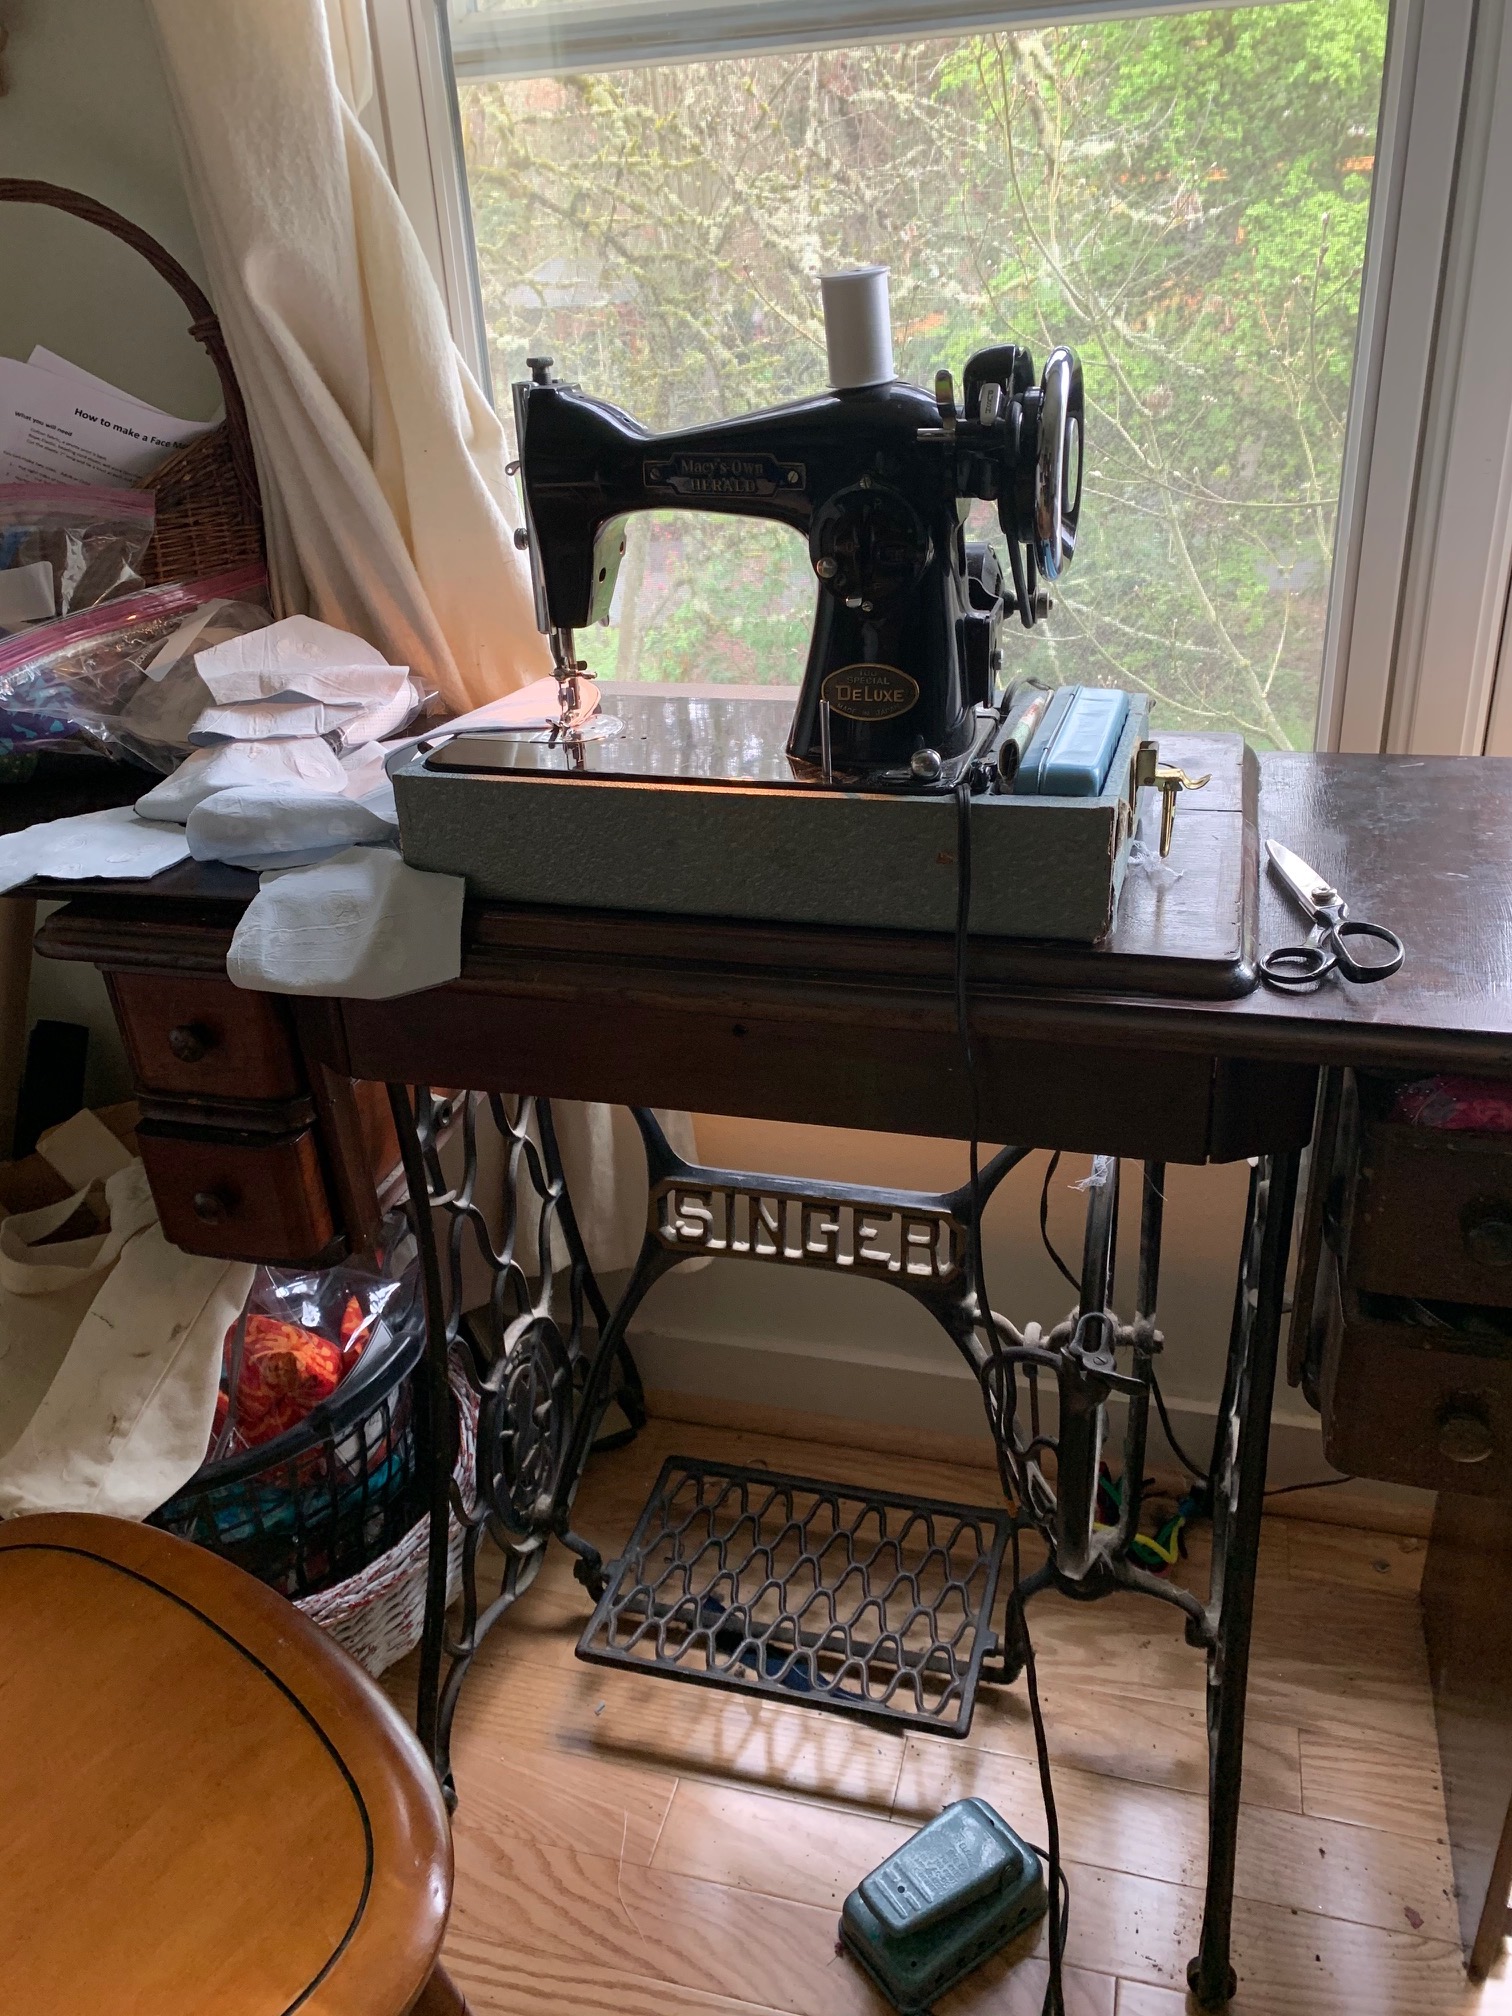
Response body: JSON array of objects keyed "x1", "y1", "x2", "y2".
[{"x1": 1266, "y1": 838, "x2": 1338, "y2": 916}]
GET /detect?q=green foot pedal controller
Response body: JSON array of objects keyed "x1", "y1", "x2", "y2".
[{"x1": 839, "y1": 1797, "x2": 1048, "y2": 2012}]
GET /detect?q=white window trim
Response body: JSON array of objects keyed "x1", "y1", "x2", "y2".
[
  {"x1": 365, "y1": 0, "x2": 493, "y2": 395},
  {"x1": 445, "y1": 0, "x2": 1312, "y2": 80},
  {"x1": 371, "y1": 0, "x2": 1512, "y2": 755}
]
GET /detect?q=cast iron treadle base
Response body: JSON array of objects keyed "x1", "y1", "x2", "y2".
[{"x1": 575, "y1": 1456, "x2": 1013, "y2": 1738}]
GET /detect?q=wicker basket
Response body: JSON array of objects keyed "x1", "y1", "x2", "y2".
[
  {"x1": 0, "y1": 178, "x2": 264, "y2": 584},
  {"x1": 149, "y1": 1272, "x2": 431, "y2": 1599},
  {"x1": 296, "y1": 1360, "x2": 480, "y2": 1677}
]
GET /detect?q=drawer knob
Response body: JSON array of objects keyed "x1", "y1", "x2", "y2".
[
  {"x1": 1462, "y1": 1201, "x2": 1512, "y2": 1270},
  {"x1": 191, "y1": 1187, "x2": 236, "y2": 1225},
  {"x1": 1438, "y1": 1406, "x2": 1496, "y2": 1466},
  {"x1": 168, "y1": 1022, "x2": 215, "y2": 1064}
]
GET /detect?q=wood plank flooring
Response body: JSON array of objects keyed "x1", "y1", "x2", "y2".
[{"x1": 385, "y1": 1414, "x2": 1512, "y2": 2015}]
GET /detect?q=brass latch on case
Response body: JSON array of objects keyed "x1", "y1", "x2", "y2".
[{"x1": 1132, "y1": 739, "x2": 1211, "y2": 858}]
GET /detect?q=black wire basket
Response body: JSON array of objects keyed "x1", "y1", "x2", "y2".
[{"x1": 149, "y1": 1264, "x2": 428, "y2": 1599}]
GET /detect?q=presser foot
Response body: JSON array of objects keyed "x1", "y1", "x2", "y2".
[{"x1": 548, "y1": 626, "x2": 624, "y2": 742}]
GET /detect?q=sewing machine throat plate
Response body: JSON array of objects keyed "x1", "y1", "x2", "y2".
[{"x1": 420, "y1": 689, "x2": 822, "y2": 787}]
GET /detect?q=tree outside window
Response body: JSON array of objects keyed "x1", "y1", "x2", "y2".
[{"x1": 456, "y1": 1, "x2": 1388, "y2": 749}]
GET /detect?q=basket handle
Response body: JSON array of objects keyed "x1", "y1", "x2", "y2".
[{"x1": 0, "y1": 177, "x2": 258, "y2": 504}]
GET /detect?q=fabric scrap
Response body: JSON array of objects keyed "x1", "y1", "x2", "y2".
[
  {"x1": 0, "y1": 804, "x2": 189, "y2": 895},
  {"x1": 226, "y1": 844, "x2": 465, "y2": 998}
]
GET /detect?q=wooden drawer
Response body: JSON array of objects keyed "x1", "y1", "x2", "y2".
[
  {"x1": 1319, "y1": 1259, "x2": 1512, "y2": 1497},
  {"x1": 1345, "y1": 1086, "x2": 1512, "y2": 1308},
  {"x1": 108, "y1": 972, "x2": 305, "y2": 1105},
  {"x1": 136, "y1": 1122, "x2": 337, "y2": 1266}
]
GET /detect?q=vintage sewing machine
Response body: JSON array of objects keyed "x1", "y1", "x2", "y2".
[{"x1": 393, "y1": 270, "x2": 1204, "y2": 943}]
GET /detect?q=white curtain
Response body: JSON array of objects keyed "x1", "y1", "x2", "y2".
[
  {"x1": 145, "y1": 0, "x2": 698, "y2": 1260},
  {"x1": 145, "y1": 0, "x2": 549, "y2": 711}
]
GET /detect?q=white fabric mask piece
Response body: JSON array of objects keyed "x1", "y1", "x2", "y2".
[
  {"x1": 324, "y1": 675, "x2": 428, "y2": 751},
  {"x1": 440, "y1": 674, "x2": 600, "y2": 734},
  {"x1": 189, "y1": 695, "x2": 364, "y2": 744},
  {"x1": 352, "y1": 769, "x2": 397, "y2": 825},
  {"x1": 188, "y1": 675, "x2": 426, "y2": 752},
  {"x1": 374, "y1": 673, "x2": 602, "y2": 779},
  {"x1": 187, "y1": 784, "x2": 396, "y2": 869},
  {"x1": 227, "y1": 845, "x2": 465, "y2": 999},
  {"x1": 0, "y1": 559, "x2": 57, "y2": 631},
  {"x1": 340, "y1": 740, "x2": 392, "y2": 802},
  {"x1": 0, "y1": 1155, "x2": 251, "y2": 1521},
  {"x1": 0, "y1": 805, "x2": 190, "y2": 896},
  {"x1": 195, "y1": 611, "x2": 407, "y2": 702},
  {"x1": 135, "y1": 737, "x2": 351, "y2": 822}
]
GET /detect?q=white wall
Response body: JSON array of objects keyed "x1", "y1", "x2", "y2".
[
  {"x1": 0, "y1": 0, "x2": 219, "y2": 421},
  {"x1": 620, "y1": 1116, "x2": 1343, "y2": 1485},
  {"x1": 0, "y1": 0, "x2": 1346, "y2": 1490}
]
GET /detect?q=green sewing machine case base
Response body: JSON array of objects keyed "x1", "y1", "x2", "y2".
[{"x1": 392, "y1": 687, "x2": 1258, "y2": 996}]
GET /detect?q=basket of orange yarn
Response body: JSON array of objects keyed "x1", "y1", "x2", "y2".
[{"x1": 150, "y1": 1231, "x2": 427, "y2": 1599}]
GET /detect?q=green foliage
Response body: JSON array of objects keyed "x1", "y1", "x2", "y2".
[{"x1": 460, "y1": 1, "x2": 1388, "y2": 745}]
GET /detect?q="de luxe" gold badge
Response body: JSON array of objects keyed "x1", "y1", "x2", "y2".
[{"x1": 820, "y1": 665, "x2": 920, "y2": 722}]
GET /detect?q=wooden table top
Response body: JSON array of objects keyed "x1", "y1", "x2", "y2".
[{"x1": 28, "y1": 750, "x2": 1512, "y2": 1079}]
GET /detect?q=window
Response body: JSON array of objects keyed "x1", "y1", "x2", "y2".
[{"x1": 372, "y1": 0, "x2": 1512, "y2": 756}]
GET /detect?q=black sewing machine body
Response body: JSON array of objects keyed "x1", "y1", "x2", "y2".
[
  {"x1": 511, "y1": 338, "x2": 1076, "y2": 786},
  {"x1": 515, "y1": 376, "x2": 995, "y2": 776},
  {"x1": 393, "y1": 306, "x2": 1222, "y2": 942}
]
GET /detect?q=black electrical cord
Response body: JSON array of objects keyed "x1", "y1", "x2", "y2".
[
  {"x1": 1150, "y1": 1364, "x2": 1211, "y2": 1489},
  {"x1": 955, "y1": 781, "x2": 1067, "y2": 2016},
  {"x1": 1010, "y1": 1518, "x2": 1070, "y2": 2011},
  {"x1": 1264, "y1": 1473, "x2": 1356, "y2": 1498},
  {"x1": 1039, "y1": 1152, "x2": 1081, "y2": 1292}
]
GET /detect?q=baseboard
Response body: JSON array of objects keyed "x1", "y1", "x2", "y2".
[
  {"x1": 643, "y1": 1384, "x2": 1009, "y2": 1478},
  {"x1": 632, "y1": 1326, "x2": 1436, "y2": 1537}
]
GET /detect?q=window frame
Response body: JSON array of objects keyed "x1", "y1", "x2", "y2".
[{"x1": 368, "y1": 0, "x2": 1512, "y2": 755}]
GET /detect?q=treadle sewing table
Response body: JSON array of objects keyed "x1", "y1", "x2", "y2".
[{"x1": 15, "y1": 741, "x2": 1512, "y2": 2009}]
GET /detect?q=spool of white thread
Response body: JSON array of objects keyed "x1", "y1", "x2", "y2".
[{"x1": 820, "y1": 266, "x2": 895, "y2": 390}]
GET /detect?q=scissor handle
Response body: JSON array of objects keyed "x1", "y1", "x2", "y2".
[
  {"x1": 1329, "y1": 916, "x2": 1405, "y2": 983},
  {"x1": 1258, "y1": 940, "x2": 1334, "y2": 988}
]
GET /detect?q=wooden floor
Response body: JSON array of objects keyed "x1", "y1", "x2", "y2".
[{"x1": 388, "y1": 1414, "x2": 1512, "y2": 2016}]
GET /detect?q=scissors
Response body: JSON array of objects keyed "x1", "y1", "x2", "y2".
[{"x1": 1259, "y1": 839, "x2": 1404, "y2": 988}]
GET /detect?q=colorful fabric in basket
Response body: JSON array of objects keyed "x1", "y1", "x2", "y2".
[
  {"x1": 211, "y1": 1315, "x2": 342, "y2": 1452},
  {"x1": 1390, "y1": 1074, "x2": 1512, "y2": 1133}
]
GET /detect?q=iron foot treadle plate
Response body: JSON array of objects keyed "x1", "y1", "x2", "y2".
[{"x1": 575, "y1": 1456, "x2": 1013, "y2": 1738}]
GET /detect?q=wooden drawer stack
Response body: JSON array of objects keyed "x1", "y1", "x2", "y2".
[
  {"x1": 1314, "y1": 1073, "x2": 1512, "y2": 1496},
  {"x1": 107, "y1": 969, "x2": 393, "y2": 1267}
]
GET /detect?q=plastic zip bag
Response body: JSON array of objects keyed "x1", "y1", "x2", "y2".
[
  {"x1": 0, "y1": 562, "x2": 270, "y2": 770},
  {"x1": 208, "y1": 1232, "x2": 416, "y2": 1463},
  {"x1": 0, "y1": 484, "x2": 156, "y2": 633}
]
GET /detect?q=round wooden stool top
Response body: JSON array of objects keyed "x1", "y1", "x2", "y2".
[{"x1": 0, "y1": 1513, "x2": 451, "y2": 2014}]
